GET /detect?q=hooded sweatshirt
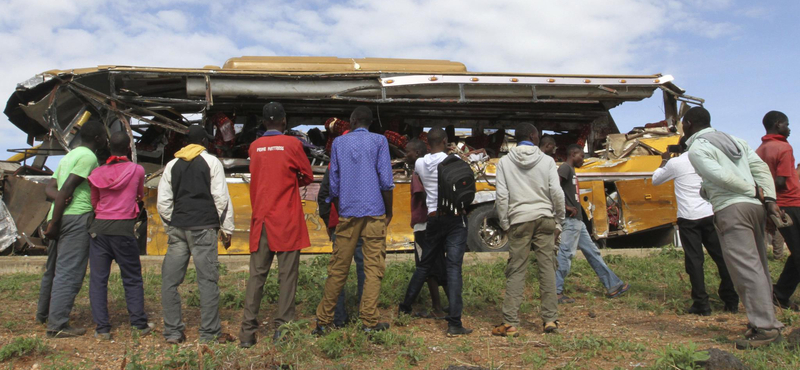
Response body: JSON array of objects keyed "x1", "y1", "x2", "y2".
[
  {"x1": 686, "y1": 127, "x2": 776, "y2": 212},
  {"x1": 415, "y1": 152, "x2": 449, "y2": 215},
  {"x1": 494, "y1": 145, "x2": 565, "y2": 230},
  {"x1": 89, "y1": 160, "x2": 145, "y2": 220},
  {"x1": 157, "y1": 144, "x2": 235, "y2": 234}
]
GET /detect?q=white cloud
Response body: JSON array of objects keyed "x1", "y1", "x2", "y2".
[{"x1": 0, "y1": 0, "x2": 739, "y2": 157}]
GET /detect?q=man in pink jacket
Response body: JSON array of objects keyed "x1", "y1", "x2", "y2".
[{"x1": 87, "y1": 132, "x2": 150, "y2": 340}]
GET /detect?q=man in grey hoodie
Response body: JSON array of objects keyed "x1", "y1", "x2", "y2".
[{"x1": 492, "y1": 123, "x2": 565, "y2": 336}]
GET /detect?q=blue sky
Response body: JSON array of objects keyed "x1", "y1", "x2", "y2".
[{"x1": 1, "y1": 0, "x2": 799, "y2": 163}]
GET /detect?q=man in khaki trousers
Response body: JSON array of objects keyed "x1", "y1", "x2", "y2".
[
  {"x1": 492, "y1": 123, "x2": 565, "y2": 337},
  {"x1": 313, "y1": 106, "x2": 395, "y2": 334}
]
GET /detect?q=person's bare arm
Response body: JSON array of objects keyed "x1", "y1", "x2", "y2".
[
  {"x1": 44, "y1": 174, "x2": 85, "y2": 239},
  {"x1": 45, "y1": 178, "x2": 58, "y2": 201},
  {"x1": 775, "y1": 176, "x2": 788, "y2": 191},
  {"x1": 381, "y1": 190, "x2": 393, "y2": 226}
]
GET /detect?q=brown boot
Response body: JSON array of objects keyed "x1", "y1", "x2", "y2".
[
  {"x1": 491, "y1": 323, "x2": 519, "y2": 337},
  {"x1": 735, "y1": 328, "x2": 782, "y2": 350}
]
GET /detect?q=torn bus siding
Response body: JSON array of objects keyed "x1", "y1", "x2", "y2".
[{"x1": 3, "y1": 57, "x2": 698, "y2": 254}]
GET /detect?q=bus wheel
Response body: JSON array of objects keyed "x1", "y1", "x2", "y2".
[{"x1": 467, "y1": 204, "x2": 509, "y2": 252}]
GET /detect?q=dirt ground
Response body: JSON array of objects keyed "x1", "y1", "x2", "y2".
[{"x1": 1, "y1": 253, "x2": 798, "y2": 369}]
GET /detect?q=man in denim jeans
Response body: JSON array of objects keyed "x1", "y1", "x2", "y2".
[
  {"x1": 556, "y1": 144, "x2": 629, "y2": 303},
  {"x1": 399, "y1": 127, "x2": 472, "y2": 337}
]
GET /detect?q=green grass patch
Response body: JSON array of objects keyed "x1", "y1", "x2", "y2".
[{"x1": 0, "y1": 337, "x2": 48, "y2": 361}]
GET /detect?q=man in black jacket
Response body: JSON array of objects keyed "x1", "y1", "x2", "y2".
[{"x1": 157, "y1": 124, "x2": 234, "y2": 344}]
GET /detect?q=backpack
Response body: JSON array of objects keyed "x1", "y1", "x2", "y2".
[{"x1": 437, "y1": 155, "x2": 476, "y2": 215}]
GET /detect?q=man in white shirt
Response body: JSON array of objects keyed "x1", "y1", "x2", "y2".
[{"x1": 653, "y1": 146, "x2": 740, "y2": 315}]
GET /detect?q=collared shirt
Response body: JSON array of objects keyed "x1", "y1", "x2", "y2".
[
  {"x1": 686, "y1": 127, "x2": 776, "y2": 212},
  {"x1": 328, "y1": 128, "x2": 395, "y2": 217},
  {"x1": 263, "y1": 130, "x2": 282, "y2": 137},
  {"x1": 652, "y1": 153, "x2": 714, "y2": 220},
  {"x1": 756, "y1": 134, "x2": 800, "y2": 208},
  {"x1": 518, "y1": 141, "x2": 535, "y2": 147}
]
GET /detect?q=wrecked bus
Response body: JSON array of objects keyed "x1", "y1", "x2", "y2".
[{"x1": 2, "y1": 57, "x2": 703, "y2": 256}]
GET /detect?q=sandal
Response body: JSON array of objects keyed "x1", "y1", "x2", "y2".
[
  {"x1": 544, "y1": 321, "x2": 560, "y2": 334},
  {"x1": 492, "y1": 323, "x2": 519, "y2": 337}
]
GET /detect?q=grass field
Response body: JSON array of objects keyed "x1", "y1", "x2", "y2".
[{"x1": 0, "y1": 247, "x2": 799, "y2": 369}]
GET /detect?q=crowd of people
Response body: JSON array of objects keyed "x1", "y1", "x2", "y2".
[{"x1": 36, "y1": 103, "x2": 798, "y2": 351}]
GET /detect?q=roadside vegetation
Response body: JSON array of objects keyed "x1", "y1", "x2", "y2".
[{"x1": 1, "y1": 247, "x2": 799, "y2": 369}]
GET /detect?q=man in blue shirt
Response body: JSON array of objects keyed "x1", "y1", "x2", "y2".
[{"x1": 313, "y1": 106, "x2": 394, "y2": 334}]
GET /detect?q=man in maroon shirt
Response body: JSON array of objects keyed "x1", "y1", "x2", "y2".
[{"x1": 756, "y1": 110, "x2": 800, "y2": 311}]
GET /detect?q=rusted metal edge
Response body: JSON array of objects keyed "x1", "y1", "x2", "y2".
[{"x1": 67, "y1": 82, "x2": 189, "y2": 134}]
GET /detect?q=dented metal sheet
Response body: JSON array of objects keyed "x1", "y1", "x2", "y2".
[
  {"x1": 0, "y1": 200, "x2": 18, "y2": 253},
  {"x1": 578, "y1": 156, "x2": 663, "y2": 174},
  {"x1": 615, "y1": 178, "x2": 677, "y2": 234}
]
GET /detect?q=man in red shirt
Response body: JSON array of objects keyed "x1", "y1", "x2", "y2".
[
  {"x1": 756, "y1": 110, "x2": 800, "y2": 311},
  {"x1": 239, "y1": 102, "x2": 314, "y2": 347}
]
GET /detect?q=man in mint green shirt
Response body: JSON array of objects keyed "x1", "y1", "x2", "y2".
[
  {"x1": 684, "y1": 106, "x2": 785, "y2": 349},
  {"x1": 38, "y1": 120, "x2": 107, "y2": 338}
]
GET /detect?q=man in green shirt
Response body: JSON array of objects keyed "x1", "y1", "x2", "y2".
[
  {"x1": 684, "y1": 106, "x2": 785, "y2": 349},
  {"x1": 38, "y1": 120, "x2": 108, "y2": 338}
]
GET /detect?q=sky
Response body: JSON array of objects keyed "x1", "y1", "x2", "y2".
[{"x1": 2, "y1": 0, "x2": 800, "y2": 164}]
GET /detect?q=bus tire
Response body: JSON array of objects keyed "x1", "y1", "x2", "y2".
[{"x1": 467, "y1": 204, "x2": 509, "y2": 252}]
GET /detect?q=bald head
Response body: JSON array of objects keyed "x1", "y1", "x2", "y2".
[{"x1": 109, "y1": 132, "x2": 130, "y2": 156}]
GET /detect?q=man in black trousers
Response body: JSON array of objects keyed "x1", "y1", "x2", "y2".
[{"x1": 653, "y1": 142, "x2": 739, "y2": 315}]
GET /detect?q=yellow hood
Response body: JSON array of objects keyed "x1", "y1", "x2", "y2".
[{"x1": 174, "y1": 144, "x2": 206, "y2": 161}]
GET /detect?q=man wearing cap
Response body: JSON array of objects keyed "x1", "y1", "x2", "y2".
[
  {"x1": 157, "y1": 124, "x2": 235, "y2": 344},
  {"x1": 239, "y1": 103, "x2": 313, "y2": 347}
]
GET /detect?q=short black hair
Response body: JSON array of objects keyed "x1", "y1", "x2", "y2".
[
  {"x1": 763, "y1": 110, "x2": 788, "y2": 131},
  {"x1": 427, "y1": 126, "x2": 447, "y2": 145},
  {"x1": 109, "y1": 132, "x2": 130, "y2": 155},
  {"x1": 684, "y1": 106, "x2": 711, "y2": 128},
  {"x1": 514, "y1": 122, "x2": 538, "y2": 143},
  {"x1": 406, "y1": 138, "x2": 427, "y2": 155},
  {"x1": 80, "y1": 120, "x2": 106, "y2": 142},
  {"x1": 567, "y1": 144, "x2": 583, "y2": 155},
  {"x1": 540, "y1": 135, "x2": 556, "y2": 145},
  {"x1": 351, "y1": 106, "x2": 373, "y2": 128}
]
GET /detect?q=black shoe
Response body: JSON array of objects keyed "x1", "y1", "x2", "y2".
[
  {"x1": 773, "y1": 295, "x2": 800, "y2": 312},
  {"x1": 35, "y1": 316, "x2": 47, "y2": 325},
  {"x1": 398, "y1": 305, "x2": 412, "y2": 316},
  {"x1": 94, "y1": 332, "x2": 112, "y2": 341},
  {"x1": 362, "y1": 322, "x2": 390, "y2": 334},
  {"x1": 239, "y1": 340, "x2": 256, "y2": 349},
  {"x1": 46, "y1": 326, "x2": 87, "y2": 338},
  {"x1": 686, "y1": 305, "x2": 711, "y2": 316},
  {"x1": 311, "y1": 324, "x2": 330, "y2": 336},
  {"x1": 272, "y1": 329, "x2": 286, "y2": 344},
  {"x1": 446, "y1": 326, "x2": 473, "y2": 337},
  {"x1": 723, "y1": 303, "x2": 739, "y2": 314},
  {"x1": 165, "y1": 333, "x2": 186, "y2": 345}
]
